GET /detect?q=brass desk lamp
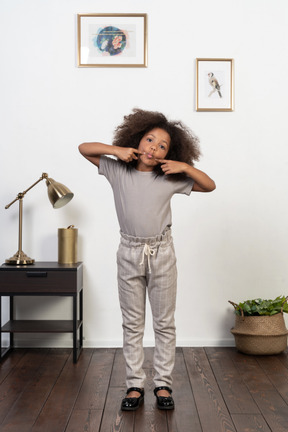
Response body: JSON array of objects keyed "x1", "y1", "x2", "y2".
[{"x1": 5, "y1": 173, "x2": 74, "y2": 265}]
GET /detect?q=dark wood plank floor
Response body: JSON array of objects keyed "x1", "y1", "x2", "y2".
[{"x1": 0, "y1": 346, "x2": 288, "y2": 431}]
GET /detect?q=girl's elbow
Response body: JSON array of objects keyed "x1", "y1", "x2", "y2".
[
  {"x1": 203, "y1": 181, "x2": 216, "y2": 192},
  {"x1": 209, "y1": 181, "x2": 216, "y2": 192},
  {"x1": 78, "y1": 143, "x2": 87, "y2": 155}
]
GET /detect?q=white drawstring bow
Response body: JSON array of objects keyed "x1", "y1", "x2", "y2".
[{"x1": 139, "y1": 243, "x2": 156, "y2": 273}]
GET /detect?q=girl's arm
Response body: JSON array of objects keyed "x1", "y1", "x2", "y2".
[
  {"x1": 156, "y1": 159, "x2": 216, "y2": 192},
  {"x1": 186, "y1": 165, "x2": 216, "y2": 192},
  {"x1": 78, "y1": 142, "x2": 141, "y2": 167}
]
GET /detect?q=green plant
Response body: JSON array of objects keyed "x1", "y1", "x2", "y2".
[{"x1": 229, "y1": 295, "x2": 288, "y2": 316}]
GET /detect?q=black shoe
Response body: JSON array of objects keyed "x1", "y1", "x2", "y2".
[
  {"x1": 121, "y1": 387, "x2": 145, "y2": 411},
  {"x1": 154, "y1": 386, "x2": 175, "y2": 410}
]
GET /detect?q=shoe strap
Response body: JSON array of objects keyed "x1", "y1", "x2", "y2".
[
  {"x1": 154, "y1": 386, "x2": 172, "y2": 395},
  {"x1": 126, "y1": 387, "x2": 144, "y2": 396}
]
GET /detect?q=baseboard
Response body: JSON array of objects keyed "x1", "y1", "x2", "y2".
[{"x1": 13, "y1": 335, "x2": 235, "y2": 348}]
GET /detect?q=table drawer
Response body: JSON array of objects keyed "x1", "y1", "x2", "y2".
[{"x1": 0, "y1": 270, "x2": 77, "y2": 293}]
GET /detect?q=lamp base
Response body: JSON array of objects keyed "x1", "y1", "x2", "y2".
[{"x1": 5, "y1": 250, "x2": 35, "y2": 265}]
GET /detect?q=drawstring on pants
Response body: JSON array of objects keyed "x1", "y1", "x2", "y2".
[{"x1": 139, "y1": 244, "x2": 156, "y2": 273}]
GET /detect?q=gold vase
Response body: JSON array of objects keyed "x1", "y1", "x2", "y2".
[{"x1": 58, "y1": 225, "x2": 78, "y2": 264}]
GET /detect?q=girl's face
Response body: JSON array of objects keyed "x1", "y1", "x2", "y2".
[{"x1": 136, "y1": 128, "x2": 171, "y2": 172}]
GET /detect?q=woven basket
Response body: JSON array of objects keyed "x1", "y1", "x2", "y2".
[{"x1": 229, "y1": 301, "x2": 288, "y2": 355}]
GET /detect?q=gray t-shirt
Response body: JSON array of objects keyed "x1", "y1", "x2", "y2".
[{"x1": 99, "y1": 155, "x2": 194, "y2": 237}]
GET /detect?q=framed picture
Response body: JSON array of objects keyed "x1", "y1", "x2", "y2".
[
  {"x1": 196, "y1": 58, "x2": 234, "y2": 111},
  {"x1": 77, "y1": 13, "x2": 147, "y2": 67}
]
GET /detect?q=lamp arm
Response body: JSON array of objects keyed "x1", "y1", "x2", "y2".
[{"x1": 5, "y1": 173, "x2": 49, "y2": 209}]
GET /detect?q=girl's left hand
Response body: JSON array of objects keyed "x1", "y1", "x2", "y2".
[
  {"x1": 156, "y1": 159, "x2": 187, "y2": 175},
  {"x1": 156, "y1": 158, "x2": 216, "y2": 192}
]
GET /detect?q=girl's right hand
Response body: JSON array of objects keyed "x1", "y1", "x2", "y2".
[{"x1": 114, "y1": 147, "x2": 142, "y2": 163}]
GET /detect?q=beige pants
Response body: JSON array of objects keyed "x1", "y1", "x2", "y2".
[{"x1": 117, "y1": 228, "x2": 177, "y2": 388}]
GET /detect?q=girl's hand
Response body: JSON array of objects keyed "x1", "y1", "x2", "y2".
[
  {"x1": 156, "y1": 159, "x2": 188, "y2": 175},
  {"x1": 157, "y1": 158, "x2": 216, "y2": 191},
  {"x1": 115, "y1": 147, "x2": 142, "y2": 163}
]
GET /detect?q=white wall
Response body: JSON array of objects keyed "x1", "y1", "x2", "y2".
[{"x1": 1, "y1": 0, "x2": 288, "y2": 348}]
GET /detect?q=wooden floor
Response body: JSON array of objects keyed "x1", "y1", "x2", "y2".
[{"x1": 0, "y1": 347, "x2": 288, "y2": 432}]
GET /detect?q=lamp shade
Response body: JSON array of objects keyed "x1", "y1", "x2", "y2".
[{"x1": 46, "y1": 178, "x2": 74, "y2": 209}]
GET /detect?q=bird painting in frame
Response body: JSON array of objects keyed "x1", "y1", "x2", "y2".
[{"x1": 208, "y1": 72, "x2": 222, "y2": 98}]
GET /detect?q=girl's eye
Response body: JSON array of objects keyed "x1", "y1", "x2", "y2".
[
  {"x1": 147, "y1": 138, "x2": 152, "y2": 142},
  {"x1": 160, "y1": 145, "x2": 166, "y2": 150}
]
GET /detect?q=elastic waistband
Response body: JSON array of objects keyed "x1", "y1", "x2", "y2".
[{"x1": 120, "y1": 227, "x2": 171, "y2": 247}]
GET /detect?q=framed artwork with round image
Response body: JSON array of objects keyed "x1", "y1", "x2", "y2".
[{"x1": 77, "y1": 13, "x2": 147, "y2": 68}]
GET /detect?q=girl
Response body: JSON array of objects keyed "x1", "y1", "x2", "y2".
[{"x1": 79, "y1": 108, "x2": 215, "y2": 411}]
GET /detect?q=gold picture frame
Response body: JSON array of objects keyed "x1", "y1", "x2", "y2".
[
  {"x1": 77, "y1": 13, "x2": 147, "y2": 68},
  {"x1": 196, "y1": 58, "x2": 234, "y2": 111}
]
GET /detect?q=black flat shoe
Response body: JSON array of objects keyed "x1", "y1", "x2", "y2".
[
  {"x1": 154, "y1": 386, "x2": 175, "y2": 410},
  {"x1": 121, "y1": 387, "x2": 144, "y2": 411}
]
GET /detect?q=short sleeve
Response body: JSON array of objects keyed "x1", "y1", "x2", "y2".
[
  {"x1": 98, "y1": 155, "x2": 119, "y2": 185},
  {"x1": 172, "y1": 177, "x2": 194, "y2": 196}
]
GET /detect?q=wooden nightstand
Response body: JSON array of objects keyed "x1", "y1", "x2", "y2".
[{"x1": 0, "y1": 262, "x2": 83, "y2": 363}]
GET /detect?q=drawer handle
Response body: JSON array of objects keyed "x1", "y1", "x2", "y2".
[{"x1": 26, "y1": 272, "x2": 48, "y2": 278}]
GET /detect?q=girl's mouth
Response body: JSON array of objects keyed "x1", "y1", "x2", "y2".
[{"x1": 143, "y1": 152, "x2": 154, "y2": 159}]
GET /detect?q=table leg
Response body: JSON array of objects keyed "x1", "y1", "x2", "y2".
[
  {"x1": 0, "y1": 296, "x2": 2, "y2": 356},
  {"x1": 79, "y1": 289, "x2": 83, "y2": 353},
  {"x1": 10, "y1": 296, "x2": 14, "y2": 348},
  {"x1": 0, "y1": 296, "x2": 13, "y2": 360},
  {"x1": 73, "y1": 295, "x2": 77, "y2": 363}
]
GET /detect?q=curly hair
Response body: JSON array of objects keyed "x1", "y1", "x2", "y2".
[{"x1": 112, "y1": 108, "x2": 201, "y2": 181}]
